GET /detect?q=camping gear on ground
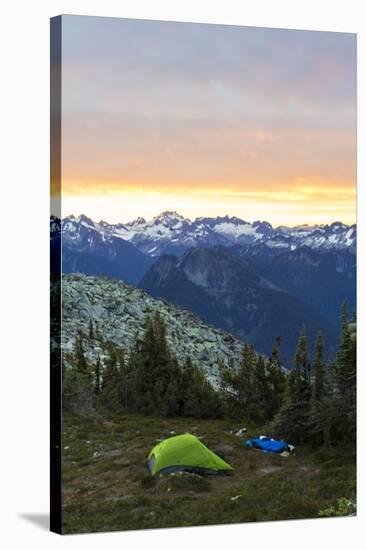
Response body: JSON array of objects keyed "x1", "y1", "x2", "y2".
[
  {"x1": 245, "y1": 436, "x2": 292, "y2": 454},
  {"x1": 147, "y1": 433, "x2": 234, "y2": 476},
  {"x1": 235, "y1": 428, "x2": 247, "y2": 437}
]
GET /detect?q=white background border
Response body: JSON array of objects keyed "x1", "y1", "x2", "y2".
[{"x1": 0, "y1": 1, "x2": 364, "y2": 548}]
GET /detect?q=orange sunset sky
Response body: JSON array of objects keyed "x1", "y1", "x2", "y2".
[{"x1": 54, "y1": 16, "x2": 356, "y2": 226}]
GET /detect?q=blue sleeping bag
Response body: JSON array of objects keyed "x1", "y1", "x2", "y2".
[{"x1": 246, "y1": 437, "x2": 287, "y2": 454}]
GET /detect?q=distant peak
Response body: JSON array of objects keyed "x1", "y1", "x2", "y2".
[
  {"x1": 195, "y1": 215, "x2": 248, "y2": 226},
  {"x1": 134, "y1": 216, "x2": 147, "y2": 224},
  {"x1": 126, "y1": 216, "x2": 147, "y2": 227},
  {"x1": 153, "y1": 211, "x2": 190, "y2": 224},
  {"x1": 252, "y1": 220, "x2": 273, "y2": 229},
  {"x1": 155, "y1": 210, "x2": 183, "y2": 219},
  {"x1": 75, "y1": 214, "x2": 95, "y2": 225},
  {"x1": 330, "y1": 221, "x2": 348, "y2": 230},
  {"x1": 218, "y1": 215, "x2": 248, "y2": 224}
]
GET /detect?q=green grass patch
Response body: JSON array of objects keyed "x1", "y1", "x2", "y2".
[{"x1": 61, "y1": 412, "x2": 356, "y2": 534}]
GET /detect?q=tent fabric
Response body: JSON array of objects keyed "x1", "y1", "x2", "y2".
[
  {"x1": 147, "y1": 433, "x2": 233, "y2": 476},
  {"x1": 246, "y1": 436, "x2": 288, "y2": 454}
]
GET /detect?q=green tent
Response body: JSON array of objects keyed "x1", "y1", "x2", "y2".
[{"x1": 147, "y1": 433, "x2": 233, "y2": 476}]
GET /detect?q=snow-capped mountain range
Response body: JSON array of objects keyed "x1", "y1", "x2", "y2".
[
  {"x1": 51, "y1": 212, "x2": 356, "y2": 362},
  {"x1": 60, "y1": 211, "x2": 356, "y2": 257}
]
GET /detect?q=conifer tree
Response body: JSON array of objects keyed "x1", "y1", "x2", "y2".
[
  {"x1": 252, "y1": 354, "x2": 271, "y2": 422},
  {"x1": 270, "y1": 328, "x2": 311, "y2": 444},
  {"x1": 295, "y1": 326, "x2": 311, "y2": 395},
  {"x1": 166, "y1": 379, "x2": 179, "y2": 416},
  {"x1": 101, "y1": 347, "x2": 121, "y2": 410},
  {"x1": 218, "y1": 343, "x2": 265, "y2": 422},
  {"x1": 218, "y1": 357, "x2": 236, "y2": 415},
  {"x1": 130, "y1": 313, "x2": 179, "y2": 414},
  {"x1": 307, "y1": 333, "x2": 328, "y2": 446},
  {"x1": 94, "y1": 354, "x2": 101, "y2": 395},
  {"x1": 293, "y1": 327, "x2": 311, "y2": 443},
  {"x1": 266, "y1": 336, "x2": 286, "y2": 418},
  {"x1": 94, "y1": 320, "x2": 101, "y2": 340},
  {"x1": 74, "y1": 328, "x2": 89, "y2": 374},
  {"x1": 127, "y1": 314, "x2": 222, "y2": 418},
  {"x1": 118, "y1": 350, "x2": 132, "y2": 410},
  {"x1": 237, "y1": 343, "x2": 257, "y2": 417},
  {"x1": 335, "y1": 302, "x2": 355, "y2": 397},
  {"x1": 312, "y1": 333, "x2": 325, "y2": 403},
  {"x1": 63, "y1": 329, "x2": 93, "y2": 414},
  {"x1": 185, "y1": 360, "x2": 221, "y2": 418},
  {"x1": 88, "y1": 318, "x2": 94, "y2": 340},
  {"x1": 333, "y1": 301, "x2": 356, "y2": 440},
  {"x1": 179, "y1": 356, "x2": 196, "y2": 416},
  {"x1": 268, "y1": 368, "x2": 298, "y2": 441}
]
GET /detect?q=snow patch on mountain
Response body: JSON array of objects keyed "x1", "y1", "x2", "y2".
[
  {"x1": 59, "y1": 212, "x2": 356, "y2": 257},
  {"x1": 213, "y1": 221, "x2": 259, "y2": 239}
]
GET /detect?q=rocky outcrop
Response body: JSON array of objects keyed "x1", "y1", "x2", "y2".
[{"x1": 61, "y1": 273, "x2": 245, "y2": 384}]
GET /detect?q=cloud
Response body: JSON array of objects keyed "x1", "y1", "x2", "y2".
[
  {"x1": 58, "y1": 15, "x2": 356, "y2": 224},
  {"x1": 61, "y1": 110, "x2": 355, "y2": 192},
  {"x1": 62, "y1": 16, "x2": 356, "y2": 110}
]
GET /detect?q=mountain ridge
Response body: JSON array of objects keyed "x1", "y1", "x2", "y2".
[
  {"x1": 50, "y1": 216, "x2": 154, "y2": 284},
  {"x1": 58, "y1": 211, "x2": 356, "y2": 258},
  {"x1": 139, "y1": 246, "x2": 347, "y2": 362}
]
